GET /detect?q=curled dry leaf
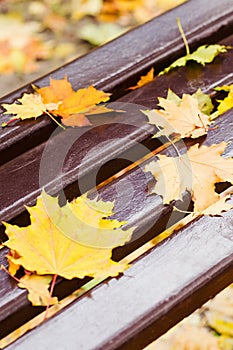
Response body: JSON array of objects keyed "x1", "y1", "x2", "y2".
[{"x1": 145, "y1": 142, "x2": 233, "y2": 212}]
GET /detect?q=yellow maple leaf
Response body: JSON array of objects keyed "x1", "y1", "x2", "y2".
[
  {"x1": 144, "y1": 94, "x2": 210, "y2": 138},
  {"x1": 145, "y1": 142, "x2": 233, "y2": 212},
  {"x1": 4, "y1": 191, "x2": 133, "y2": 279},
  {"x1": 18, "y1": 274, "x2": 58, "y2": 306},
  {"x1": 128, "y1": 67, "x2": 154, "y2": 90},
  {"x1": 2, "y1": 93, "x2": 58, "y2": 122}
]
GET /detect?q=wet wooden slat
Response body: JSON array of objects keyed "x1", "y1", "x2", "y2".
[
  {"x1": 1, "y1": 103, "x2": 233, "y2": 340},
  {"x1": 6, "y1": 210, "x2": 233, "y2": 350},
  {"x1": 0, "y1": 0, "x2": 232, "y2": 165},
  {"x1": 1, "y1": 32, "x2": 233, "y2": 226},
  {"x1": 1, "y1": 1, "x2": 233, "y2": 347}
]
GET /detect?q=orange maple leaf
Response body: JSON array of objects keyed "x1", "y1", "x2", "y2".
[
  {"x1": 37, "y1": 78, "x2": 112, "y2": 126},
  {"x1": 36, "y1": 76, "x2": 74, "y2": 105},
  {"x1": 128, "y1": 67, "x2": 154, "y2": 90}
]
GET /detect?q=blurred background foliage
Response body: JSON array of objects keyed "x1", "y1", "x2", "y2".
[{"x1": 0, "y1": 0, "x2": 186, "y2": 96}]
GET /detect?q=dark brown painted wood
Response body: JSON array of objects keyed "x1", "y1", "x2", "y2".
[
  {"x1": 6, "y1": 210, "x2": 233, "y2": 350},
  {"x1": 1, "y1": 104, "x2": 233, "y2": 341},
  {"x1": 1, "y1": 33, "x2": 233, "y2": 226},
  {"x1": 0, "y1": 0, "x2": 232, "y2": 165},
  {"x1": 1, "y1": 1, "x2": 233, "y2": 348}
]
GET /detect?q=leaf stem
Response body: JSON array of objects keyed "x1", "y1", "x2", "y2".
[
  {"x1": 2, "y1": 118, "x2": 18, "y2": 127},
  {"x1": 173, "y1": 206, "x2": 194, "y2": 214},
  {"x1": 45, "y1": 111, "x2": 66, "y2": 130},
  {"x1": 44, "y1": 273, "x2": 58, "y2": 320},
  {"x1": 176, "y1": 18, "x2": 190, "y2": 56}
]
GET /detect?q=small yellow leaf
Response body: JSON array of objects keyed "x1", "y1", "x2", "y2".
[
  {"x1": 216, "y1": 84, "x2": 233, "y2": 115},
  {"x1": 7, "y1": 250, "x2": 21, "y2": 276},
  {"x1": 18, "y1": 274, "x2": 58, "y2": 306}
]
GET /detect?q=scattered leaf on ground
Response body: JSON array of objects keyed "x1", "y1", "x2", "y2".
[
  {"x1": 144, "y1": 142, "x2": 233, "y2": 212},
  {"x1": 144, "y1": 93, "x2": 210, "y2": 138},
  {"x1": 128, "y1": 67, "x2": 154, "y2": 90},
  {"x1": 0, "y1": 14, "x2": 52, "y2": 74},
  {"x1": 79, "y1": 21, "x2": 127, "y2": 46},
  {"x1": 18, "y1": 274, "x2": 58, "y2": 306}
]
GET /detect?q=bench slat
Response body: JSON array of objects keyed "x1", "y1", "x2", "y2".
[
  {"x1": 1, "y1": 103, "x2": 233, "y2": 340},
  {"x1": 1, "y1": 1, "x2": 233, "y2": 347},
  {"x1": 5, "y1": 210, "x2": 233, "y2": 350},
  {"x1": 0, "y1": 0, "x2": 232, "y2": 165},
  {"x1": 1, "y1": 33, "x2": 233, "y2": 225}
]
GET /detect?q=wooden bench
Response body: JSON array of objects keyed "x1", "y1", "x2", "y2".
[{"x1": 0, "y1": 0, "x2": 233, "y2": 348}]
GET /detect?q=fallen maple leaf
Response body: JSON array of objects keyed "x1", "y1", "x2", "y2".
[
  {"x1": 53, "y1": 85, "x2": 112, "y2": 126},
  {"x1": 2, "y1": 77, "x2": 115, "y2": 128},
  {"x1": 144, "y1": 142, "x2": 233, "y2": 212},
  {"x1": 158, "y1": 19, "x2": 230, "y2": 76},
  {"x1": 144, "y1": 93, "x2": 210, "y2": 138},
  {"x1": 4, "y1": 191, "x2": 133, "y2": 280},
  {"x1": 37, "y1": 77, "x2": 113, "y2": 126},
  {"x1": 18, "y1": 274, "x2": 58, "y2": 306},
  {"x1": 159, "y1": 44, "x2": 229, "y2": 76},
  {"x1": 128, "y1": 67, "x2": 154, "y2": 90},
  {"x1": 2, "y1": 93, "x2": 58, "y2": 124}
]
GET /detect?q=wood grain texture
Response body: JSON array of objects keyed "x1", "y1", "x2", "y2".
[
  {"x1": 1, "y1": 1, "x2": 233, "y2": 347},
  {"x1": 0, "y1": 0, "x2": 232, "y2": 165},
  {"x1": 6, "y1": 211, "x2": 233, "y2": 350}
]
